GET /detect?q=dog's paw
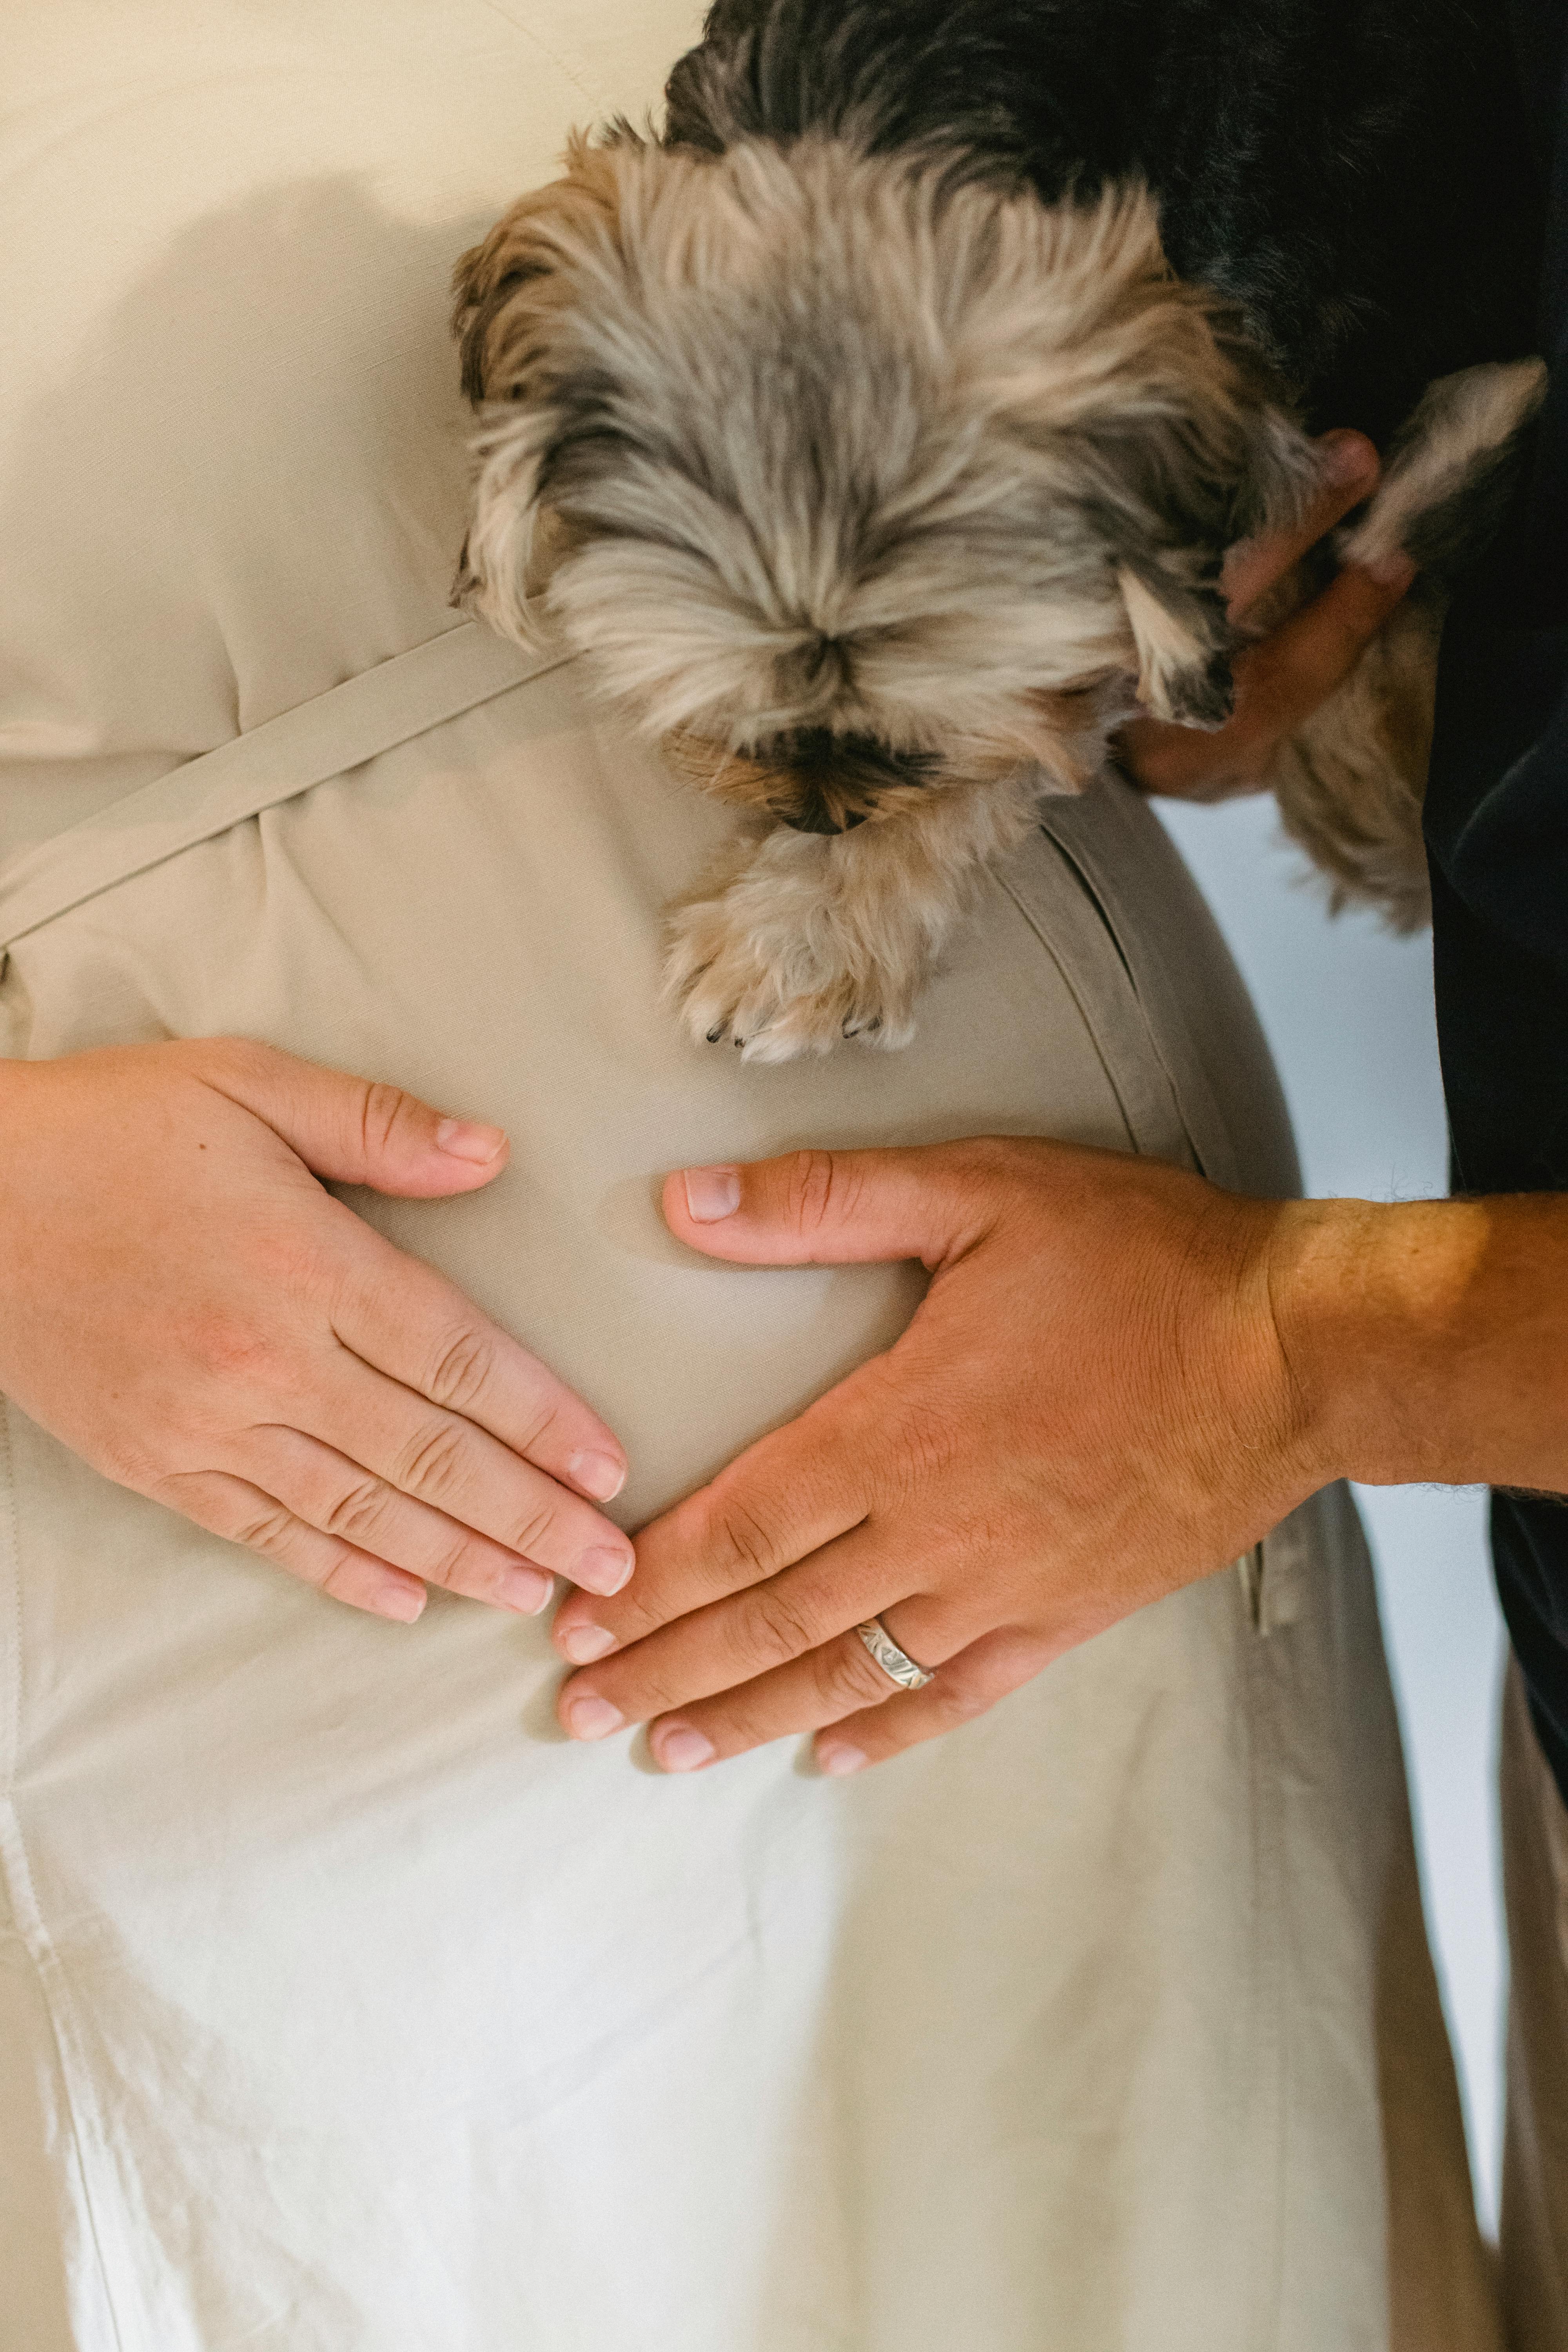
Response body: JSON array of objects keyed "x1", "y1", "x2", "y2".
[{"x1": 664, "y1": 899, "x2": 916, "y2": 1063}]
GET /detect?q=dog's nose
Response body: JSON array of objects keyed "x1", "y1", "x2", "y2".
[
  {"x1": 767, "y1": 728, "x2": 936, "y2": 834},
  {"x1": 777, "y1": 779, "x2": 871, "y2": 835}
]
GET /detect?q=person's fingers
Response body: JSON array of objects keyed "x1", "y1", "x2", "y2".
[
  {"x1": 298, "y1": 1341, "x2": 635, "y2": 1595},
  {"x1": 555, "y1": 1523, "x2": 906, "y2": 1740},
  {"x1": 325, "y1": 1212, "x2": 628, "y2": 1504},
  {"x1": 638, "y1": 1604, "x2": 973, "y2": 1771},
  {"x1": 1120, "y1": 549, "x2": 1416, "y2": 800},
  {"x1": 233, "y1": 1425, "x2": 556, "y2": 1613},
  {"x1": 1221, "y1": 429, "x2": 1381, "y2": 619},
  {"x1": 660, "y1": 1138, "x2": 1016, "y2": 1273},
  {"x1": 1236, "y1": 553, "x2": 1417, "y2": 735},
  {"x1": 811, "y1": 1628, "x2": 1051, "y2": 1775},
  {"x1": 552, "y1": 1383, "x2": 873, "y2": 1661},
  {"x1": 187, "y1": 1037, "x2": 512, "y2": 1201},
  {"x1": 152, "y1": 1467, "x2": 430, "y2": 1622}
]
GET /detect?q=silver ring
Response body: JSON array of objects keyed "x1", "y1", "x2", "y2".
[{"x1": 855, "y1": 1617, "x2": 935, "y2": 1691}]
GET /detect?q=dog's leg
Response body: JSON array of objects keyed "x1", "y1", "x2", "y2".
[
  {"x1": 1266, "y1": 357, "x2": 1545, "y2": 931},
  {"x1": 664, "y1": 771, "x2": 1045, "y2": 1063}
]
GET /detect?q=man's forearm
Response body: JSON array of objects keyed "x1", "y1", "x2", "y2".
[{"x1": 1273, "y1": 1192, "x2": 1568, "y2": 1496}]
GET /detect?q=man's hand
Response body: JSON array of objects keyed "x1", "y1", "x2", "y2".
[
  {"x1": 551, "y1": 1139, "x2": 1328, "y2": 1772},
  {"x1": 1118, "y1": 429, "x2": 1416, "y2": 801},
  {"x1": 0, "y1": 1040, "x2": 635, "y2": 1621},
  {"x1": 554, "y1": 1140, "x2": 1568, "y2": 1773}
]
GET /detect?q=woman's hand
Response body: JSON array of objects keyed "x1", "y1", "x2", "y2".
[
  {"x1": 1118, "y1": 429, "x2": 1415, "y2": 801},
  {"x1": 0, "y1": 1039, "x2": 635, "y2": 1621}
]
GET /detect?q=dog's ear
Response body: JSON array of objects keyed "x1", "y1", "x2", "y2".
[
  {"x1": 1105, "y1": 382, "x2": 1312, "y2": 726},
  {"x1": 1116, "y1": 567, "x2": 1234, "y2": 727},
  {"x1": 450, "y1": 131, "x2": 636, "y2": 641},
  {"x1": 451, "y1": 128, "x2": 633, "y2": 404},
  {"x1": 978, "y1": 183, "x2": 1314, "y2": 728}
]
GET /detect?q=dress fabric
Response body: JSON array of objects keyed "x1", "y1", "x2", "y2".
[{"x1": 0, "y1": 4, "x2": 1492, "y2": 2348}]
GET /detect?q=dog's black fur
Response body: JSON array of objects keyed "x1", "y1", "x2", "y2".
[{"x1": 666, "y1": 0, "x2": 1543, "y2": 453}]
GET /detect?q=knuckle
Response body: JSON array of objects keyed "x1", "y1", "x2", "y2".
[
  {"x1": 391, "y1": 1416, "x2": 470, "y2": 1503},
  {"x1": 512, "y1": 1394, "x2": 564, "y2": 1456},
  {"x1": 421, "y1": 1535, "x2": 478, "y2": 1594},
  {"x1": 356, "y1": 1080, "x2": 416, "y2": 1161},
  {"x1": 811, "y1": 1636, "x2": 895, "y2": 1712},
  {"x1": 318, "y1": 1546, "x2": 374, "y2": 1602},
  {"x1": 782, "y1": 1149, "x2": 847, "y2": 1240},
  {"x1": 606, "y1": 1656, "x2": 684, "y2": 1719},
  {"x1": 226, "y1": 1496, "x2": 300, "y2": 1557},
  {"x1": 424, "y1": 1323, "x2": 499, "y2": 1416},
  {"x1": 591, "y1": 1580, "x2": 664, "y2": 1641},
  {"x1": 505, "y1": 1497, "x2": 560, "y2": 1561},
  {"x1": 731, "y1": 1581, "x2": 819, "y2": 1671},
  {"x1": 318, "y1": 1472, "x2": 394, "y2": 1546},
  {"x1": 691, "y1": 1693, "x2": 770, "y2": 1750},
  {"x1": 704, "y1": 1493, "x2": 784, "y2": 1586}
]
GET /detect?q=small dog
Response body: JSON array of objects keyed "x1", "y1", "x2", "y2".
[{"x1": 452, "y1": 0, "x2": 1544, "y2": 1059}]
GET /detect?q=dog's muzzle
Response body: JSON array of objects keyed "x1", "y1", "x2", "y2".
[{"x1": 769, "y1": 728, "x2": 940, "y2": 835}]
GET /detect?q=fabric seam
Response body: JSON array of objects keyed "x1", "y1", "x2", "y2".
[
  {"x1": 1248, "y1": 1620, "x2": 1290, "y2": 2350},
  {"x1": 996, "y1": 846, "x2": 1197, "y2": 1167},
  {"x1": 1036, "y1": 808, "x2": 1226, "y2": 1183},
  {"x1": 468, "y1": 0, "x2": 607, "y2": 107}
]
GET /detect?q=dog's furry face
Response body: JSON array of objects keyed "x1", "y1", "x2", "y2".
[{"x1": 453, "y1": 132, "x2": 1314, "y2": 832}]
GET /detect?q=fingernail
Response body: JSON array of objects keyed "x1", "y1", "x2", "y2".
[
  {"x1": 817, "y1": 1740, "x2": 867, "y2": 1777},
  {"x1": 502, "y1": 1564, "x2": 554, "y2": 1615},
  {"x1": 654, "y1": 1724, "x2": 716, "y2": 1773},
  {"x1": 577, "y1": 1544, "x2": 635, "y2": 1597},
  {"x1": 559, "y1": 1621, "x2": 617, "y2": 1664},
  {"x1": 373, "y1": 1583, "x2": 426, "y2": 1624},
  {"x1": 1359, "y1": 549, "x2": 1417, "y2": 590},
  {"x1": 568, "y1": 1448, "x2": 626, "y2": 1503},
  {"x1": 435, "y1": 1116, "x2": 507, "y2": 1165},
  {"x1": 1321, "y1": 432, "x2": 1377, "y2": 486},
  {"x1": 681, "y1": 1165, "x2": 741, "y2": 1222},
  {"x1": 565, "y1": 1693, "x2": 624, "y2": 1741}
]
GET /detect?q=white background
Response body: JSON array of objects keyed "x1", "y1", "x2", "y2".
[{"x1": 1156, "y1": 792, "x2": 1508, "y2": 2229}]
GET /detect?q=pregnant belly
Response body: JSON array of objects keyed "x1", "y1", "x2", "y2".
[{"x1": 4, "y1": 662, "x2": 1158, "y2": 1526}]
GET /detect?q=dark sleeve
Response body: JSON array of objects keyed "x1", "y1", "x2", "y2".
[{"x1": 1426, "y1": 0, "x2": 1568, "y2": 1795}]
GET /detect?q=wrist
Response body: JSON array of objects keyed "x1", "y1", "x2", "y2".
[{"x1": 1264, "y1": 1193, "x2": 1492, "y2": 1488}]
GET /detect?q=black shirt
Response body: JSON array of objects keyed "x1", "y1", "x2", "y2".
[{"x1": 1427, "y1": 0, "x2": 1568, "y2": 1798}]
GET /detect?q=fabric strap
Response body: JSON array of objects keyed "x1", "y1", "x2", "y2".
[
  {"x1": 0, "y1": 623, "x2": 569, "y2": 953},
  {"x1": 0, "y1": 626, "x2": 1262, "y2": 1205}
]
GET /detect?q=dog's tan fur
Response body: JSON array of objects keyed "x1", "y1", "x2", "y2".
[
  {"x1": 454, "y1": 131, "x2": 1541, "y2": 1055},
  {"x1": 1267, "y1": 597, "x2": 1440, "y2": 934}
]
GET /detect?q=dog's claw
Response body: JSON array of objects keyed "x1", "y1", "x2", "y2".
[{"x1": 705, "y1": 1025, "x2": 725, "y2": 1044}]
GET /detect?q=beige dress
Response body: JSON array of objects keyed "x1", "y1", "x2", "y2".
[{"x1": 0, "y1": 4, "x2": 1494, "y2": 2347}]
